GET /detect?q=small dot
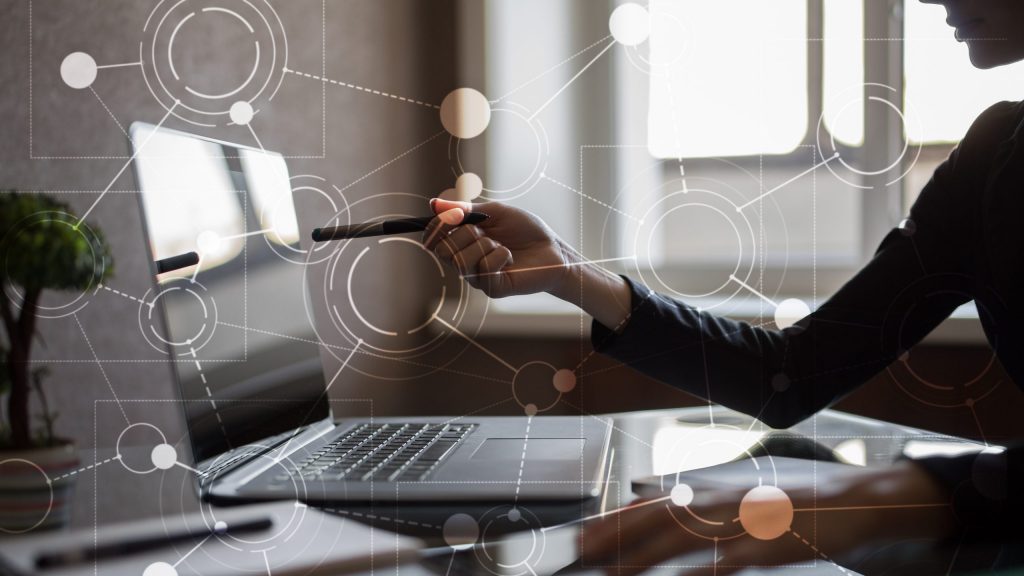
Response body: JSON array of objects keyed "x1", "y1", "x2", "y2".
[
  {"x1": 738, "y1": 485, "x2": 793, "y2": 541},
  {"x1": 443, "y1": 513, "x2": 479, "y2": 550},
  {"x1": 552, "y1": 369, "x2": 577, "y2": 393},
  {"x1": 151, "y1": 443, "x2": 177, "y2": 470},
  {"x1": 456, "y1": 173, "x2": 484, "y2": 201},
  {"x1": 213, "y1": 520, "x2": 228, "y2": 534},
  {"x1": 771, "y1": 373, "x2": 791, "y2": 392},
  {"x1": 670, "y1": 483, "x2": 694, "y2": 507},
  {"x1": 524, "y1": 403, "x2": 538, "y2": 417},
  {"x1": 60, "y1": 52, "x2": 97, "y2": 89},
  {"x1": 230, "y1": 101, "x2": 255, "y2": 125},
  {"x1": 143, "y1": 562, "x2": 178, "y2": 576},
  {"x1": 898, "y1": 218, "x2": 917, "y2": 237},
  {"x1": 507, "y1": 508, "x2": 522, "y2": 522},
  {"x1": 440, "y1": 88, "x2": 491, "y2": 139},
  {"x1": 774, "y1": 298, "x2": 810, "y2": 330},
  {"x1": 965, "y1": 398, "x2": 975, "y2": 408},
  {"x1": 196, "y1": 230, "x2": 223, "y2": 256},
  {"x1": 609, "y1": 3, "x2": 651, "y2": 47}
]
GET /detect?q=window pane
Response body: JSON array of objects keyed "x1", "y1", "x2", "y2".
[
  {"x1": 648, "y1": 0, "x2": 808, "y2": 158},
  {"x1": 823, "y1": 0, "x2": 865, "y2": 147},
  {"x1": 904, "y1": 1, "x2": 1024, "y2": 144}
]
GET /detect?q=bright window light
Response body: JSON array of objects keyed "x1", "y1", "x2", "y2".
[
  {"x1": 648, "y1": 0, "x2": 808, "y2": 158},
  {"x1": 823, "y1": 0, "x2": 865, "y2": 147},
  {"x1": 904, "y1": 1, "x2": 1024, "y2": 144}
]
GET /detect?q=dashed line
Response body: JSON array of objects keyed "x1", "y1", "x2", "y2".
[
  {"x1": 541, "y1": 174, "x2": 642, "y2": 223},
  {"x1": 790, "y1": 529, "x2": 854, "y2": 575},
  {"x1": 89, "y1": 87, "x2": 127, "y2": 137},
  {"x1": 333, "y1": 130, "x2": 447, "y2": 194},
  {"x1": 284, "y1": 67, "x2": 440, "y2": 110},
  {"x1": 318, "y1": 507, "x2": 441, "y2": 530},
  {"x1": 97, "y1": 284, "x2": 151, "y2": 308},
  {"x1": 50, "y1": 455, "x2": 121, "y2": 483},
  {"x1": 74, "y1": 314, "x2": 130, "y2": 424},
  {"x1": 189, "y1": 347, "x2": 227, "y2": 437},
  {"x1": 513, "y1": 416, "x2": 534, "y2": 503}
]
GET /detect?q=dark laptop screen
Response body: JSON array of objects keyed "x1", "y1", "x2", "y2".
[{"x1": 131, "y1": 123, "x2": 329, "y2": 464}]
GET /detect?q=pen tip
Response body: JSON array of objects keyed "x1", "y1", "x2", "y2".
[{"x1": 311, "y1": 229, "x2": 322, "y2": 242}]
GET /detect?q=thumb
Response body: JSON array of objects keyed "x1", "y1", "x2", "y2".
[{"x1": 430, "y1": 198, "x2": 473, "y2": 215}]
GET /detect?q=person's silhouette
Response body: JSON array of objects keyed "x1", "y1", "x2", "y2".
[{"x1": 424, "y1": 0, "x2": 1024, "y2": 571}]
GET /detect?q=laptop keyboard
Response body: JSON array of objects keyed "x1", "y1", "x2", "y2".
[{"x1": 284, "y1": 423, "x2": 476, "y2": 483}]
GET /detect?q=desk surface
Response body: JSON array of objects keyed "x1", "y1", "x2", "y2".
[{"x1": 14, "y1": 407, "x2": 991, "y2": 575}]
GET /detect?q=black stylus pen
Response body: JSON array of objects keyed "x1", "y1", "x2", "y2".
[
  {"x1": 312, "y1": 212, "x2": 489, "y2": 242},
  {"x1": 35, "y1": 517, "x2": 273, "y2": 570}
]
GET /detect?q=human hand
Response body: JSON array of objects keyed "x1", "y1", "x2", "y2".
[
  {"x1": 422, "y1": 198, "x2": 575, "y2": 298},
  {"x1": 579, "y1": 461, "x2": 955, "y2": 575}
]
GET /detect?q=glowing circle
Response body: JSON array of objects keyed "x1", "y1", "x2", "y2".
[
  {"x1": 774, "y1": 298, "x2": 810, "y2": 330},
  {"x1": 440, "y1": 88, "x2": 491, "y2": 139},
  {"x1": 670, "y1": 483, "x2": 694, "y2": 507},
  {"x1": 116, "y1": 422, "x2": 169, "y2": 474},
  {"x1": 143, "y1": 562, "x2": 178, "y2": 576},
  {"x1": 609, "y1": 4, "x2": 651, "y2": 47},
  {"x1": 196, "y1": 230, "x2": 224, "y2": 256},
  {"x1": 229, "y1": 100, "x2": 255, "y2": 125},
  {"x1": 738, "y1": 485, "x2": 793, "y2": 541},
  {"x1": 513, "y1": 362, "x2": 562, "y2": 414},
  {"x1": 443, "y1": 513, "x2": 479, "y2": 550},
  {"x1": 0, "y1": 459, "x2": 53, "y2": 534},
  {"x1": 771, "y1": 373, "x2": 791, "y2": 392},
  {"x1": 214, "y1": 520, "x2": 228, "y2": 534},
  {"x1": 60, "y1": 52, "x2": 97, "y2": 89},
  {"x1": 552, "y1": 369, "x2": 576, "y2": 393},
  {"x1": 150, "y1": 443, "x2": 178, "y2": 470},
  {"x1": 524, "y1": 404, "x2": 538, "y2": 417},
  {"x1": 456, "y1": 172, "x2": 484, "y2": 201},
  {"x1": 507, "y1": 508, "x2": 522, "y2": 523}
]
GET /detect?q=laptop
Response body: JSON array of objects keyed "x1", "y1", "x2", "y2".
[{"x1": 128, "y1": 122, "x2": 611, "y2": 504}]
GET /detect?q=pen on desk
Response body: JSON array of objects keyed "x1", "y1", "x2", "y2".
[
  {"x1": 311, "y1": 212, "x2": 490, "y2": 242},
  {"x1": 35, "y1": 516, "x2": 273, "y2": 570}
]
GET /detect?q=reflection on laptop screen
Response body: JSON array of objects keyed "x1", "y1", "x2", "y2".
[{"x1": 132, "y1": 123, "x2": 329, "y2": 464}]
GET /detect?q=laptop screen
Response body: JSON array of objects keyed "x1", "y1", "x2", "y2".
[{"x1": 131, "y1": 122, "x2": 330, "y2": 465}]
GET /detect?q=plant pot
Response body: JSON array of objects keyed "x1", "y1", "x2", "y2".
[{"x1": 0, "y1": 441, "x2": 80, "y2": 533}]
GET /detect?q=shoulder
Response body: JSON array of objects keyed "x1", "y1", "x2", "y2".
[{"x1": 958, "y1": 100, "x2": 1022, "y2": 155}]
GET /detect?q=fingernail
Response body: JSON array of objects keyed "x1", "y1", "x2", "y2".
[
  {"x1": 429, "y1": 198, "x2": 437, "y2": 210},
  {"x1": 439, "y1": 208, "x2": 464, "y2": 225}
]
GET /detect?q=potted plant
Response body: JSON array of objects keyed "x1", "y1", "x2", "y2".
[{"x1": 0, "y1": 192, "x2": 113, "y2": 533}]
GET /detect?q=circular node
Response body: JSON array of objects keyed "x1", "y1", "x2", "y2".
[
  {"x1": 738, "y1": 485, "x2": 793, "y2": 541},
  {"x1": 609, "y1": 4, "x2": 651, "y2": 47},
  {"x1": 60, "y1": 52, "x2": 97, "y2": 89},
  {"x1": 440, "y1": 88, "x2": 491, "y2": 139},
  {"x1": 507, "y1": 508, "x2": 522, "y2": 523},
  {"x1": 670, "y1": 483, "x2": 694, "y2": 507},
  {"x1": 512, "y1": 362, "x2": 562, "y2": 414},
  {"x1": 774, "y1": 298, "x2": 810, "y2": 330},
  {"x1": 771, "y1": 373, "x2": 791, "y2": 393},
  {"x1": 116, "y1": 422, "x2": 169, "y2": 474},
  {"x1": 214, "y1": 520, "x2": 228, "y2": 534},
  {"x1": 456, "y1": 172, "x2": 484, "y2": 201},
  {"x1": 439, "y1": 187, "x2": 461, "y2": 202},
  {"x1": 0, "y1": 459, "x2": 54, "y2": 534},
  {"x1": 443, "y1": 513, "x2": 480, "y2": 550},
  {"x1": 898, "y1": 218, "x2": 917, "y2": 237},
  {"x1": 196, "y1": 230, "x2": 224, "y2": 257},
  {"x1": 151, "y1": 443, "x2": 178, "y2": 470},
  {"x1": 143, "y1": 561, "x2": 178, "y2": 576},
  {"x1": 229, "y1": 100, "x2": 255, "y2": 125},
  {"x1": 965, "y1": 397, "x2": 975, "y2": 408},
  {"x1": 552, "y1": 369, "x2": 577, "y2": 394},
  {"x1": 139, "y1": 277, "x2": 218, "y2": 355}
]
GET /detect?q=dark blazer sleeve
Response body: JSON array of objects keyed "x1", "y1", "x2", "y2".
[{"x1": 589, "y1": 105, "x2": 1016, "y2": 428}]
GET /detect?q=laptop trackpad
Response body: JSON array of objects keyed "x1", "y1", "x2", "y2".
[{"x1": 471, "y1": 438, "x2": 585, "y2": 460}]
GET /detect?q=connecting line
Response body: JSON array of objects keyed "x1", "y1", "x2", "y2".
[
  {"x1": 172, "y1": 532, "x2": 214, "y2": 569},
  {"x1": 188, "y1": 347, "x2": 228, "y2": 442},
  {"x1": 513, "y1": 415, "x2": 534, "y2": 504},
  {"x1": 49, "y1": 455, "x2": 121, "y2": 482},
  {"x1": 95, "y1": 61, "x2": 142, "y2": 70},
  {"x1": 541, "y1": 174, "x2": 643, "y2": 223},
  {"x1": 174, "y1": 460, "x2": 206, "y2": 476},
  {"x1": 96, "y1": 283, "x2": 151, "y2": 309},
  {"x1": 74, "y1": 314, "x2": 130, "y2": 425},
  {"x1": 462, "y1": 256, "x2": 637, "y2": 280},
  {"x1": 789, "y1": 529, "x2": 854, "y2": 575},
  {"x1": 335, "y1": 130, "x2": 447, "y2": 194},
  {"x1": 77, "y1": 100, "x2": 179, "y2": 225},
  {"x1": 791, "y1": 503, "x2": 950, "y2": 513},
  {"x1": 493, "y1": 34, "x2": 613, "y2": 103},
  {"x1": 283, "y1": 67, "x2": 440, "y2": 110},
  {"x1": 539, "y1": 495, "x2": 673, "y2": 532},
  {"x1": 89, "y1": 87, "x2": 127, "y2": 136},
  {"x1": 728, "y1": 275, "x2": 778, "y2": 308},
  {"x1": 262, "y1": 549, "x2": 272, "y2": 576},
  {"x1": 431, "y1": 315, "x2": 517, "y2": 373},
  {"x1": 735, "y1": 153, "x2": 840, "y2": 212},
  {"x1": 528, "y1": 40, "x2": 616, "y2": 121}
]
